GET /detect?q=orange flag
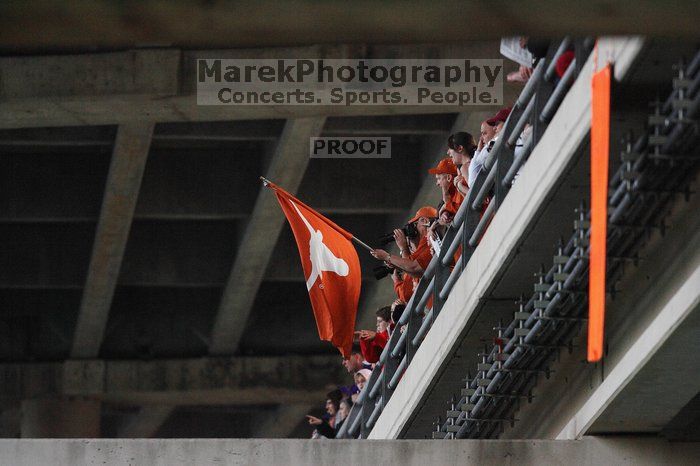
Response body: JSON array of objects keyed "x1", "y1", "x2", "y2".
[
  {"x1": 588, "y1": 64, "x2": 611, "y2": 362},
  {"x1": 266, "y1": 181, "x2": 361, "y2": 358}
]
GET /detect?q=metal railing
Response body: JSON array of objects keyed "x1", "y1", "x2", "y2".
[
  {"x1": 338, "y1": 38, "x2": 595, "y2": 439},
  {"x1": 431, "y1": 47, "x2": 700, "y2": 439}
]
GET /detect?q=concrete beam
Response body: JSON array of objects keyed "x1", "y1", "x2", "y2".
[
  {"x1": 117, "y1": 406, "x2": 175, "y2": 438},
  {"x1": 209, "y1": 117, "x2": 326, "y2": 355},
  {"x1": 20, "y1": 398, "x2": 101, "y2": 438},
  {"x1": 0, "y1": 208, "x2": 404, "y2": 225},
  {"x1": 0, "y1": 46, "x2": 518, "y2": 129},
  {"x1": 0, "y1": 115, "x2": 455, "y2": 147},
  {"x1": 323, "y1": 115, "x2": 456, "y2": 136},
  {"x1": 0, "y1": 355, "x2": 346, "y2": 407},
  {"x1": 368, "y1": 37, "x2": 645, "y2": 439},
  {"x1": 71, "y1": 123, "x2": 153, "y2": 359},
  {"x1": 0, "y1": 437, "x2": 698, "y2": 466},
  {"x1": 1, "y1": 1, "x2": 699, "y2": 50}
]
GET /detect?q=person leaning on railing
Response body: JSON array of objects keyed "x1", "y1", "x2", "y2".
[
  {"x1": 391, "y1": 267, "x2": 414, "y2": 302},
  {"x1": 306, "y1": 389, "x2": 343, "y2": 438},
  {"x1": 447, "y1": 131, "x2": 477, "y2": 170},
  {"x1": 356, "y1": 306, "x2": 392, "y2": 364},
  {"x1": 351, "y1": 368, "x2": 372, "y2": 402},
  {"x1": 307, "y1": 393, "x2": 352, "y2": 439},
  {"x1": 342, "y1": 352, "x2": 371, "y2": 374},
  {"x1": 469, "y1": 107, "x2": 510, "y2": 189},
  {"x1": 370, "y1": 206, "x2": 437, "y2": 279},
  {"x1": 428, "y1": 157, "x2": 463, "y2": 215},
  {"x1": 447, "y1": 131, "x2": 477, "y2": 200},
  {"x1": 427, "y1": 206, "x2": 453, "y2": 253}
]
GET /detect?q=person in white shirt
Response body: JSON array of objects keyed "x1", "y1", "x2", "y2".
[{"x1": 468, "y1": 108, "x2": 511, "y2": 188}]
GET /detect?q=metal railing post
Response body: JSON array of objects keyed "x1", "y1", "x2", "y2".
[
  {"x1": 405, "y1": 294, "x2": 423, "y2": 363},
  {"x1": 531, "y1": 49, "x2": 556, "y2": 146},
  {"x1": 432, "y1": 256, "x2": 449, "y2": 319},
  {"x1": 381, "y1": 338, "x2": 401, "y2": 403},
  {"x1": 494, "y1": 144, "x2": 515, "y2": 209}
]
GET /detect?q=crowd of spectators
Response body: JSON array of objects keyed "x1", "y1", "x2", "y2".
[{"x1": 306, "y1": 37, "x2": 574, "y2": 439}]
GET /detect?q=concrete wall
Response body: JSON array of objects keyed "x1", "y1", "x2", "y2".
[{"x1": 0, "y1": 437, "x2": 698, "y2": 466}]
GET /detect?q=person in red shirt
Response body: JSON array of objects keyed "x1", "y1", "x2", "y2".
[
  {"x1": 357, "y1": 306, "x2": 392, "y2": 363},
  {"x1": 428, "y1": 157, "x2": 463, "y2": 215},
  {"x1": 370, "y1": 206, "x2": 437, "y2": 279}
]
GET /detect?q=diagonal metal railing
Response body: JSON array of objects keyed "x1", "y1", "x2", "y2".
[
  {"x1": 431, "y1": 47, "x2": 700, "y2": 440},
  {"x1": 338, "y1": 37, "x2": 596, "y2": 439}
]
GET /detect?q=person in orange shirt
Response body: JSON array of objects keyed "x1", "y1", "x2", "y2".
[
  {"x1": 370, "y1": 206, "x2": 437, "y2": 279},
  {"x1": 428, "y1": 157, "x2": 463, "y2": 215},
  {"x1": 391, "y1": 268, "x2": 414, "y2": 302}
]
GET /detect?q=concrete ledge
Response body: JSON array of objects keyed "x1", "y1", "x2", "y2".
[{"x1": 0, "y1": 437, "x2": 697, "y2": 466}]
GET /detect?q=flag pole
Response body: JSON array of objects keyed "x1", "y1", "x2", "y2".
[
  {"x1": 350, "y1": 236, "x2": 374, "y2": 253},
  {"x1": 260, "y1": 176, "x2": 375, "y2": 252}
]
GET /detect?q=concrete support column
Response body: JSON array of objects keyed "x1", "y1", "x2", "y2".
[{"x1": 20, "y1": 399, "x2": 101, "y2": 438}]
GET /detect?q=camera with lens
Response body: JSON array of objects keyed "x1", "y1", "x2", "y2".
[
  {"x1": 372, "y1": 264, "x2": 395, "y2": 280},
  {"x1": 378, "y1": 222, "x2": 420, "y2": 246}
]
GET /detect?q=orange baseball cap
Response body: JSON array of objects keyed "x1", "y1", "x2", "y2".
[
  {"x1": 428, "y1": 157, "x2": 458, "y2": 176},
  {"x1": 409, "y1": 206, "x2": 438, "y2": 223}
]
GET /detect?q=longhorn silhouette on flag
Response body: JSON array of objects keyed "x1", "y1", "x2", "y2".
[
  {"x1": 262, "y1": 177, "x2": 369, "y2": 358},
  {"x1": 289, "y1": 200, "x2": 351, "y2": 291}
]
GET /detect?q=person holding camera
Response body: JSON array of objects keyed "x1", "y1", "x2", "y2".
[
  {"x1": 370, "y1": 206, "x2": 437, "y2": 279},
  {"x1": 427, "y1": 206, "x2": 454, "y2": 255},
  {"x1": 391, "y1": 268, "x2": 413, "y2": 302}
]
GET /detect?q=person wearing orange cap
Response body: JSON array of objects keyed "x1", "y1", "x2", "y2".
[
  {"x1": 370, "y1": 206, "x2": 437, "y2": 278},
  {"x1": 428, "y1": 157, "x2": 463, "y2": 215}
]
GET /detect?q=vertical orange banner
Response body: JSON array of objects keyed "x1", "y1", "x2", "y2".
[{"x1": 588, "y1": 64, "x2": 611, "y2": 362}]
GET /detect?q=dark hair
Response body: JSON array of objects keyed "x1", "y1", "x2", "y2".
[
  {"x1": 326, "y1": 389, "x2": 342, "y2": 410},
  {"x1": 448, "y1": 131, "x2": 477, "y2": 156},
  {"x1": 391, "y1": 304, "x2": 406, "y2": 324},
  {"x1": 376, "y1": 306, "x2": 391, "y2": 322}
]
